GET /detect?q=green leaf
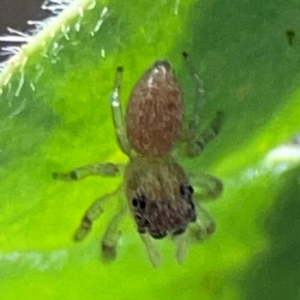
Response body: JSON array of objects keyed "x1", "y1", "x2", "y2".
[{"x1": 1, "y1": 0, "x2": 300, "y2": 299}]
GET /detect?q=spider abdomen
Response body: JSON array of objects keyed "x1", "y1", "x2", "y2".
[{"x1": 126, "y1": 60, "x2": 183, "y2": 156}]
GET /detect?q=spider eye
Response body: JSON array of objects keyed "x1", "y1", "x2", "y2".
[
  {"x1": 187, "y1": 185, "x2": 194, "y2": 194},
  {"x1": 132, "y1": 194, "x2": 147, "y2": 209},
  {"x1": 180, "y1": 184, "x2": 194, "y2": 196},
  {"x1": 140, "y1": 199, "x2": 146, "y2": 209}
]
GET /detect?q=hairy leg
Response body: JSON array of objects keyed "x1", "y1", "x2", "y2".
[
  {"x1": 101, "y1": 204, "x2": 127, "y2": 262},
  {"x1": 174, "y1": 202, "x2": 216, "y2": 263},
  {"x1": 111, "y1": 66, "x2": 132, "y2": 156},
  {"x1": 179, "y1": 111, "x2": 224, "y2": 157},
  {"x1": 139, "y1": 233, "x2": 161, "y2": 267},
  {"x1": 188, "y1": 111, "x2": 224, "y2": 157},
  {"x1": 182, "y1": 51, "x2": 206, "y2": 130},
  {"x1": 174, "y1": 172, "x2": 221, "y2": 262},
  {"x1": 178, "y1": 52, "x2": 224, "y2": 157},
  {"x1": 53, "y1": 162, "x2": 121, "y2": 181},
  {"x1": 189, "y1": 204, "x2": 216, "y2": 242},
  {"x1": 192, "y1": 172, "x2": 223, "y2": 201},
  {"x1": 173, "y1": 232, "x2": 188, "y2": 264},
  {"x1": 73, "y1": 189, "x2": 120, "y2": 241}
]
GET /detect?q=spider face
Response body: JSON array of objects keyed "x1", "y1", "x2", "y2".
[
  {"x1": 125, "y1": 156, "x2": 196, "y2": 239},
  {"x1": 54, "y1": 53, "x2": 223, "y2": 267}
]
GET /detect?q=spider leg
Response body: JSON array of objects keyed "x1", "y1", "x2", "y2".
[
  {"x1": 192, "y1": 172, "x2": 223, "y2": 202},
  {"x1": 74, "y1": 189, "x2": 120, "y2": 241},
  {"x1": 182, "y1": 51, "x2": 206, "y2": 130},
  {"x1": 189, "y1": 111, "x2": 224, "y2": 157},
  {"x1": 111, "y1": 66, "x2": 132, "y2": 156},
  {"x1": 139, "y1": 233, "x2": 161, "y2": 267},
  {"x1": 179, "y1": 111, "x2": 224, "y2": 157},
  {"x1": 174, "y1": 194, "x2": 217, "y2": 263},
  {"x1": 53, "y1": 162, "x2": 121, "y2": 181},
  {"x1": 174, "y1": 172, "x2": 221, "y2": 262},
  {"x1": 179, "y1": 52, "x2": 224, "y2": 157},
  {"x1": 189, "y1": 203, "x2": 216, "y2": 242},
  {"x1": 101, "y1": 203, "x2": 127, "y2": 262},
  {"x1": 173, "y1": 232, "x2": 188, "y2": 264}
]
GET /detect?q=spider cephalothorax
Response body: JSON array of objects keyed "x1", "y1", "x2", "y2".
[
  {"x1": 54, "y1": 53, "x2": 223, "y2": 267},
  {"x1": 125, "y1": 156, "x2": 196, "y2": 239}
]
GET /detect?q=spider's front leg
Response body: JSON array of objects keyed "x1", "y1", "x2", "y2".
[
  {"x1": 53, "y1": 162, "x2": 120, "y2": 181},
  {"x1": 73, "y1": 189, "x2": 120, "y2": 241},
  {"x1": 174, "y1": 198, "x2": 218, "y2": 263},
  {"x1": 188, "y1": 204, "x2": 216, "y2": 242},
  {"x1": 139, "y1": 233, "x2": 161, "y2": 268},
  {"x1": 192, "y1": 172, "x2": 223, "y2": 201},
  {"x1": 173, "y1": 205, "x2": 215, "y2": 264},
  {"x1": 188, "y1": 172, "x2": 222, "y2": 242},
  {"x1": 174, "y1": 172, "x2": 222, "y2": 262},
  {"x1": 101, "y1": 203, "x2": 127, "y2": 261},
  {"x1": 53, "y1": 162, "x2": 122, "y2": 241}
]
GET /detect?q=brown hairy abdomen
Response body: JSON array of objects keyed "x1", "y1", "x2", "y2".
[{"x1": 126, "y1": 62, "x2": 183, "y2": 156}]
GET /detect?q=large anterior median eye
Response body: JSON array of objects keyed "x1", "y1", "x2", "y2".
[
  {"x1": 132, "y1": 194, "x2": 146, "y2": 210},
  {"x1": 131, "y1": 194, "x2": 151, "y2": 233}
]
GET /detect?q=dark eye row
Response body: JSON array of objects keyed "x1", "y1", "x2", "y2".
[
  {"x1": 180, "y1": 183, "x2": 195, "y2": 217},
  {"x1": 132, "y1": 184, "x2": 193, "y2": 209},
  {"x1": 180, "y1": 184, "x2": 194, "y2": 197},
  {"x1": 132, "y1": 194, "x2": 146, "y2": 209}
]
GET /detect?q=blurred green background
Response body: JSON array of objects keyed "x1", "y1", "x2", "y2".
[{"x1": 0, "y1": 0, "x2": 300, "y2": 299}]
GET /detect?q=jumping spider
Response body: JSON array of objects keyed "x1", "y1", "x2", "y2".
[{"x1": 53, "y1": 52, "x2": 223, "y2": 267}]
